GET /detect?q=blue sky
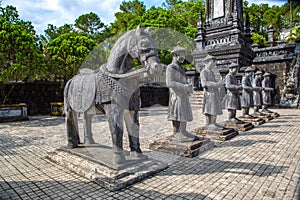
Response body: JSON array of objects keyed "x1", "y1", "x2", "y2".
[{"x1": 1, "y1": 0, "x2": 287, "y2": 35}]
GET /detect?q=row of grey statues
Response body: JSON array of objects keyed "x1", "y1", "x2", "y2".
[
  {"x1": 64, "y1": 27, "x2": 275, "y2": 165},
  {"x1": 168, "y1": 46, "x2": 275, "y2": 140}
]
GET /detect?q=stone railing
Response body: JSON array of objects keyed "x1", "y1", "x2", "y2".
[{"x1": 253, "y1": 43, "x2": 295, "y2": 63}]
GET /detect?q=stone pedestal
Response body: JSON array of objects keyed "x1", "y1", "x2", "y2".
[
  {"x1": 223, "y1": 121, "x2": 254, "y2": 131},
  {"x1": 259, "y1": 114, "x2": 273, "y2": 122},
  {"x1": 195, "y1": 127, "x2": 238, "y2": 141},
  {"x1": 270, "y1": 112, "x2": 280, "y2": 118},
  {"x1": 47, "y1": 144, "x2": 167, "y2": 191},
  {"x1": 238, "y1": 116, "x2": 265, "y2": 126},
  {"x1": 50, "y1": 102, "x2": 65, "y2": 116},
  {"x1": 149, "y1": 138, "x2": 214, "y2": 158},
  {"x1": 0, "y1": 104, "x2": 28, "y2": 123},
  {"x1": 262, "y1": 111, "x2": 280, "y2": 118}
]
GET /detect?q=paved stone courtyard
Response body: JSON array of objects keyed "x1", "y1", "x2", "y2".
[{"x1": 0, "y1": 107, "x2": 299, "y2": 199}]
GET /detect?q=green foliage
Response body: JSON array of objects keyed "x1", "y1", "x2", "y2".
[
  {"x1": 123, "y1": 1, "x2": 203, "y2": 66},
  {"x1": 109, "y1": 0, "x2": 146, "y2": 35},
  {"x1": 74, "y1": 12, "x2": 106, "y2": 43},
  {"x1": 173, "y1": 0, "x2": 204, "y2": 28},
  {"x1": 244, "y1": 3, "x2": 270, "y2": 37},
  {"x1": 45, "y1": 33, "x2": 97, "y2": 82},
  {"x1": 251, "y1": 33, "x2": 268, "y2": 47},
  {"x1": 1, "y1": 0, "x2": 299, "y2": 93},
  {"x1": 0, "y1": 15, "x2": 45, "y2": 83},
  {"x1": 44, "y1": 24, "x2": 74, "y2": 41},
  {"x1": 280, "y1": 1, "x2": 300, "y2": 27},
  {"x1": 286, "y1": 26, "x2": 300, "y2": 43},
  {"x1": 263, "y1": 6, "x2": 282, "y2": 38},
  {"x1": 244, "y1": 1, "x2": 300, "y2": 42},
  {"x1": 0, "y1": 6, "x2": 46, "y2": 103},
  {"x1": 162, "y1": 0, "x2": 182, "y2": 10},
  {"x1": 75, "y1": 12, "x2": 105, "y2": 35}
]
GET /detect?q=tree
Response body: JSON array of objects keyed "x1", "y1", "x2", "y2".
[
  {"x1": 173, "y1": 0, "x2": 205, "y2": 28},
  {"x1": 45, "y1": 33, "x2": 97, "y2": 83},
  {"x1": 280, "y1": 1, "x2": 300, "y2": 28},
  {"x1": 75, "y1": 12, "x2": 105, "y2": 35},
  {"x1": 108, "y1": 0, "x2": 146, "y2": 35},
  {"x1": 162, "y1": 0, "x2": 182, "y2": 10},
  {"x1": 44, "y1": 23, "x2": 74, "y2": 41},
  {"x1": 263, "y1": 6, "x2": 283, "y2": 39},
  {"x1": 0, "y1": 5, "x2": 46, "y2": 104},
  {"x1": 251, "y1": 33, "x2": 267, "y2": 47},
  {"x1": 244, "y1": 3, "x2": 270, "y2": 37},
  {"x1": 0, "y1": 5, "x2": 19, "y2": 23},
  {"x1": 75, "y1": 12, "x2": 107, "y2": 43}
]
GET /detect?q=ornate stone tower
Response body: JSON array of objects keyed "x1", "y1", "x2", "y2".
[{"x1": 193, "y1": 0, "x2": 255, "y2": 75}]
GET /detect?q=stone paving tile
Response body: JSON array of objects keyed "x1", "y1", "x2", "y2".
[{"x1": 0, "y1": 108, "x2": 299, "y2": 199}]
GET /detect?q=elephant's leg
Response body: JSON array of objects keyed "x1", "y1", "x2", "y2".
[
  {"x1": 104, "y1": 103, "x2": 125, "y2": 164},
  {"x1": 66, "y1": 109, "x2": 80, "y2": 148},
  {"x1": 83, "y1": 111, "x2": 96, "y2": 144},
  {"x1": 124, "y1": 110, "x2": 142, "y2": 154}
]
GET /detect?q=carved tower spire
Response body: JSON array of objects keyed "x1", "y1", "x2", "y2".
[{"x1": 195, "y1": 11, "x2": 205, "y2": 50}]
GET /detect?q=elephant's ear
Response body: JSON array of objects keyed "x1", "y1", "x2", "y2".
[{"x1": 136, "y1": 25, "x2": 144, "y2": 36}]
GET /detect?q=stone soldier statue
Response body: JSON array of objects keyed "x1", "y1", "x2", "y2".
[
  {"x1": 166, "y1": 46, "x2": 196, "y2": 141},
  {"x1": 224, "y1": 63, "x2": 243, "y2": 124},
  {"x1": 252, "y1": 70, "x2": 263, "y2": 116},
  {"x1": 262, "y1": 72, "x2": 274, "y2": 113},
  {"x1": 241, "y1": 66, "x2": 255, "y2": 118},
  {"x1": 200, "y1": 54, "x2": 224, "y2": 130}
]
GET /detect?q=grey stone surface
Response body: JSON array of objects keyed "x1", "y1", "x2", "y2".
[
  {"x1": 47, "y1": 146, "x2": 168, "y2": 191},
  {"x1": 195, "y1": 127, "x2": 238, "y2": 141},
  {"x1": 149, "y1": 138, "x2": 214, "y2": 158},
  {"x1": 0, "y1": 107, "x2": 300, "y2": 199}
]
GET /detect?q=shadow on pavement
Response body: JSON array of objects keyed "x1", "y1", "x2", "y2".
[
  {"x1": 259, "y1": 124, "x2": 292, "y2": 128},
  {"x1": 160, "y1": 157, "x2": 288, "y2": 178},
  {"x1": 240, "y1": 130, "x2": 283, "y2": 136},
  {"x1": 0, "y1": 135, "x2": 29, "y2": 156},
  {"x1": 3, "y1": 116, "x2": 65, "y2": 127},
  {"x1": 0, "y1": 179, "x2": 211, "y2": 200},
  {"x1": 215, "y1": 139, "x2": 277, "y2": 148}
]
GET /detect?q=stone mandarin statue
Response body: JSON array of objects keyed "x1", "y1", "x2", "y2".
[
  {"x1": 200, "y1": 54, "x2": 224, "y2": 130},
  {"x1": 224, "y1": 63, "x2": 243, "y2": 124},
  {"x1": 241, "y1": 66, "x2": 255, "y2": 118},
  {"x1": 252, "y1": 70, "x2": 263, "y2": 116},
  {"x1": 166, "y1": 46, "x2": 196, "y2": 142},
  {"x1": 262, "y1": 72, "x2": 274, "y2": 113}
]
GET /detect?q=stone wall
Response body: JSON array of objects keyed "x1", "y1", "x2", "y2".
[
  {"x1": 140, "y1": 85, "x2": 169, "y2": 108},
  {"x1": 2, "y1": 82, "x2": 169, "y2": 115},
  {"x1": 2, "y1": 82, "x2": 64, "y2": 115},
  {"x1": 252, "y1": 43, "x2": 296, "y2": 104},
  {"x1": 252, "y1": 62, "x2": 289, "y2": 93}
]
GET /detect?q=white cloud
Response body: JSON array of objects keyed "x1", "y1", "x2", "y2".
[
  {"x1": 247, "y1": 0, "x2": 286, "y2": 6},
  {"x1": 2, "y1": 0, "x2": 123, "y2": 35}
]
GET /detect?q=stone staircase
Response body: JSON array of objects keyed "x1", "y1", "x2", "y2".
[{"x1": 189, "y1": 90, "x2": 204, "y2": 109}]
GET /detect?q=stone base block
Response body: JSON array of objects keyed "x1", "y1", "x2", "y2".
[
  {"x1": 262, "y1": 114, "x2": 273, "y2": 122},
  {"x1": 223, "y1": 121, "x2": 254, "y2": 131},
  {"x1": 264, "y1": 112, "x2": 280, "y2": 118},
  {"x1": 149, "y1": 138, "x2": 214, "y2": 158},
  {"x1": 271, "y1": 112, "x2": 280, "y2": 118},
  {"x1": 47, "y1": 145, "x2": 168, "y2": 191},
  {"x1": 0, "y1": 104, "x2": 28, "y2": 123},
  {"x1": 195, "y1": 127, "x2": 238, "y2": 141},
  {"x1": 238, "y1": 116, "x2": 265, "y2": 126}
]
